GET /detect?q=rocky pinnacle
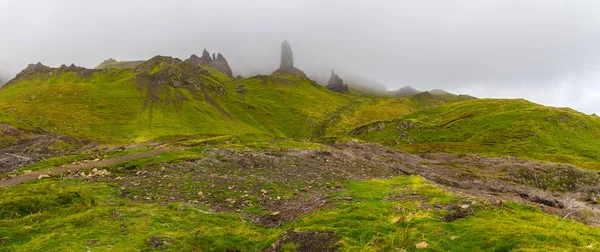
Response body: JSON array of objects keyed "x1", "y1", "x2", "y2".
[{"x1": 280, "y1": 40, "x2": 294, "y2": 69}]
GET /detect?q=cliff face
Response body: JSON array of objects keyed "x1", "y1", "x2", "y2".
[
  {"x1": 326, "y1": 70, "x2": 349, "y2": 93},
  {"x1": 185, "y1": 49, "x2": 234, "y2": 78}
]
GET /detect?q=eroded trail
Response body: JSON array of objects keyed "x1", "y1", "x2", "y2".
[{"x1": 0, "y1": 148, "x2": 179, "y2": 187}]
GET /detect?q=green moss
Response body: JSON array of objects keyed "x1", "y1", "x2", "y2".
[{"x1": 0, "y1": 175, "x2": 598, "y2": 251}]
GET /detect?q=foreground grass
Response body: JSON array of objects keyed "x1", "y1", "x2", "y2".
[{"x1": 1, "y1": 174, "x2": 598, "y2": 251}]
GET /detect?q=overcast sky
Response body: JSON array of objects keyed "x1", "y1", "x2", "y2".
[{"x1": 1, "y1": 0, "x2": 599, "y2": 114}]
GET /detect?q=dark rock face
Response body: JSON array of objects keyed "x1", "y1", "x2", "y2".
[
  {"x1": 274, "y1": 40, "x2": 306, "y2": 77},
  {"x1": 201, "y1": 49, "x2": 212, "y2": 63},
  {"x1": 185, "y1": 49, "x2": 234, "y2": 78},
  {"x1": 280, "y1": 40, "x2": 294, "y2": 69},
  {"x1": 213, "y1": 53, "x2": 233, "y2": 78},
  {"x1": 326, "y1": 70, "x2": 349, "y2": 93}
]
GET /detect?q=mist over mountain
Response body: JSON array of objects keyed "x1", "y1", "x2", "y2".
[{"x1": 1, "y1": 0, "x2": 599, "y2": 114}]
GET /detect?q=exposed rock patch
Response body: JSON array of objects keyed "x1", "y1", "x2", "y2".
[
  {"x1": 326, "y1": 70, "x2": 349, "y2": 93},
  {"x1": 0, "y1": 123, "x2": 91, "y2": 173},
  {"x1": 267, "y1": 230, "x2": 339, "y2": 252}
]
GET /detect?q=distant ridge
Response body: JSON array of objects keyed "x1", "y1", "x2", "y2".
[
  {"x1": 393, "y1": 85, "x2": 421, "y2": 97},
  {"x1": 94, "y1": 58, "x2": 145, "y2": 69}
]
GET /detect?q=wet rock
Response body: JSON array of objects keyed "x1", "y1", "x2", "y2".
[{"x1": 326, "y1": 70, "x2": 349, "y2": 93}]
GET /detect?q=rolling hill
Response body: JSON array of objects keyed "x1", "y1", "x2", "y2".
[{"x1": 350, "y1": 98, "x2": 600, "y2": 169}]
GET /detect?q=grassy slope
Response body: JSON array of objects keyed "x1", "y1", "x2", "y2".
[
  {"x1": 0, "y1": 62, "x2": 476, "y2": 144},
  {"x1": 1, "y1": 175, "x2": 598, "y2": 251},
  {"x1": 0, "y1": 62, "x2": 262, "y2": 143},
  {"x1": 352, "y1": 98, "x2": 600, "y2": 169},
  {"x1": 2, "y1": 63, "x2": 600, "y2": 250}
]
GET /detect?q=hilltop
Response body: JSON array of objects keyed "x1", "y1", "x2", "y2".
[{"x1": 1, "y1": 41, "x2": 600, "y2": 251}]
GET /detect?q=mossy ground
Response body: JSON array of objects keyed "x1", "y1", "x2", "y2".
[{"x1": 1, "y1": 174, "x2": 598, "y2": 251}]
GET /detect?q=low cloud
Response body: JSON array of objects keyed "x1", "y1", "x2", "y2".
[{"x1": 0, "y1": 0, "x2": 598, "y2": 114}]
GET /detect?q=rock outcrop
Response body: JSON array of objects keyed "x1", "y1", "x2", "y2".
[
  {"x1": 99, "y1": 58, "x2": 117, "y2": 66},
  {"x1": 185, "y1": 49, "x2": 234, "y2": 78},
  {"x1": 280, "y1": 40, "x2": 294, "y2": 69},
  {"x1": 326, "y1": 70, "x2": 349, "y2": 93},
  {"x1": 273, "y1": 40, "x2": 306, "y2": 76}
]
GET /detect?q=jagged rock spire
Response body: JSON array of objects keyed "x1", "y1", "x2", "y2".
[
  {"x1": 326, "y1": 69, "x2": 349, "y2": 93},
  {"x1": 280, "y1": 40, "x2": 294, "y2": 69},
  {"x1": 214, "y1": 53, "x2": 233, "y2": 78},
  {"x1": 202, "y1": 49, "x2": 211, "y2": 59},
  {"x1": 185, "y1": 49, "x2": 234, "y2": 78}
]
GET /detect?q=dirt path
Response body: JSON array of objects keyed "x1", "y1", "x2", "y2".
[{"x1": 0, "y1": 148, "x2": 178, "y2": 187}]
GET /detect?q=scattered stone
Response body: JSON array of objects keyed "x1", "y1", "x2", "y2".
[
  {"x1": 415, "y1": 241, "x2": 429, "y2": 249},
  {"x1": 37, "y1": 174, "x2": 50, "y2": 179}
]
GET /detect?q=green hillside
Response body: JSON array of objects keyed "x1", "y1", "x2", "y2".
[
  {"x1": 0, "y1": 57, "x2": 260, "y2": 143},
  {"x1": 350, "y1": 98, "x2": 600, "y2": 169},
  {"x1": 2, "y1": 55, "x2": 600, "y2": 251},
  {"x1": 0, "y1": 59, "x2": 433, "y2": 143}
]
